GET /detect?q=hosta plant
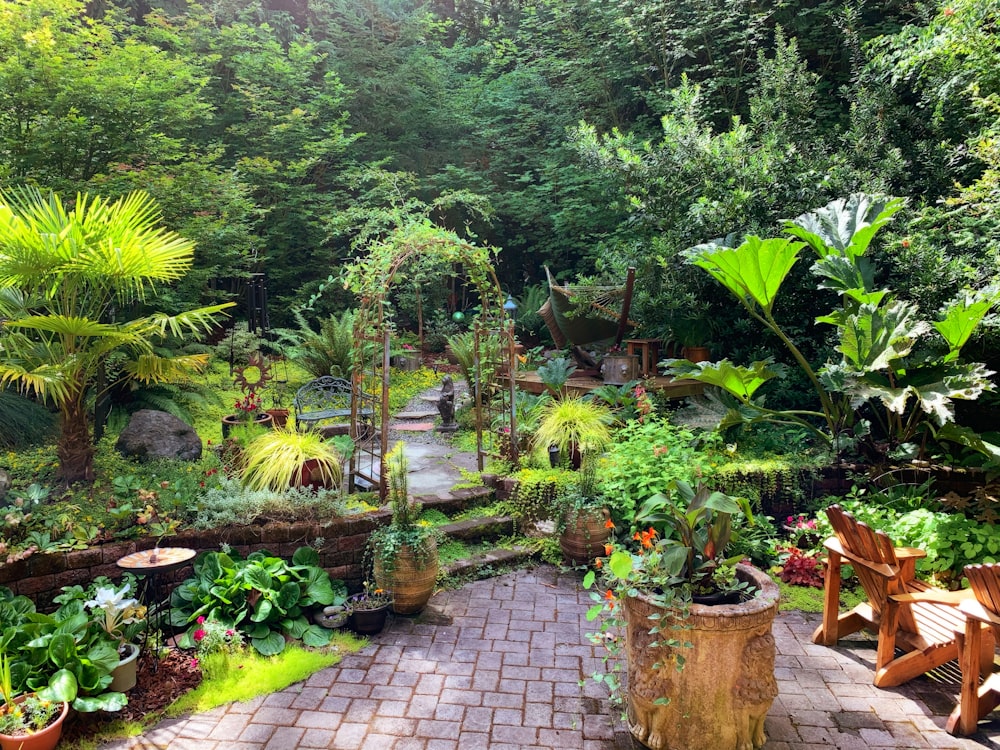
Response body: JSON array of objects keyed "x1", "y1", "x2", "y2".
[{"x1": 169, "y1": 546, "x2": 347, "y2": 655}]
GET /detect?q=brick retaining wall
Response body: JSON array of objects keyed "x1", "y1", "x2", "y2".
[{"x1": 0, "y1": 487, "x2": 492, "y2": 610}]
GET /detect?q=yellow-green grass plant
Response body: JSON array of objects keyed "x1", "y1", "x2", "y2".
[
  {"x1": 531, "y1": 396, "x2": 614, "y2": 463},
  {"x1": 240, "y1": 426, "x2": 344, "y2": 492}
]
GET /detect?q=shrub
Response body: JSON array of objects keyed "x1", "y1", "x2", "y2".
[
  {"x1": 0, "y1": 390, "x2": 55, "y2": 449},
  {"x1": 600, "y1": 417, "x2": 721, "y2": 523}
]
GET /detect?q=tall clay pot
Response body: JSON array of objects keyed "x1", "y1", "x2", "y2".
[
  {"x1": 559, "y1": 506, "x2": 611, "y2": 566},
  {"x1": 264, "y1": 408, "x2": 290, "y2": 429},
  {"x1": 0, "y1": 696, "x2": 69, "y2": 750},
  {"x1": 623, "y1": 564, "x2": 779, "y2": 750},
  {"x1": 374, "y1": 539, "x2": 439, "y2": 615}
]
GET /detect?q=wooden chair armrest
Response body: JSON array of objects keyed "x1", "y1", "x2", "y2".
[
  {"x1": 890, "y1": 589, "x2": 974, "y2": 606},
  {"x1": 959, "y1": 598, "x2": 1000, "y2": 627},
  {"x1": 823, "y1": 538, "x2": 926, "y2": 579}
]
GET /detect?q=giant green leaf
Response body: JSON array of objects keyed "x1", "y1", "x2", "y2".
[
  {"x1": 826, "y1": 301, "x2": 927, "y2": 372},
  {"x1": 786, "y1": 193, "x2": 904, "y2": 260},
  {"x1": 276, "y1": 582, "x2": 301, "y2": 612},
  {"x1": 933, "y1": 291, "x2": 996, "y2": 360},
  {"x1": 292, "y1": 547, "x2": 320, "y2": 567},
  {"x1": 37, "y1": 668, "x2": 77, "y2": 703},
  {"x1": 302, "y1": 624, "x2": 334, "y2": 648},
  {"x1": 665, "y1": 358, "x2": 781, "y2": 401},
  {"x1": 688, "y1": 236, "x2": 803, "y2": 315},
  {"x1": 73, "y1": 692, "x2": 127, "y2": 713}
]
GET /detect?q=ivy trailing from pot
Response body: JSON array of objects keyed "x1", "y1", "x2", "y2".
[
  {"x1": 369, "y1": 443, "x2": 442, "y2": 615},
  {"x1": 582, "y1": 480, "x2": 781, "y2": 750}
]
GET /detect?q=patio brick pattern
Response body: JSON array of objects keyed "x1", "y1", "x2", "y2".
[{"x1": 106, "y1": 565, "x2": 1000, "y2": 749}]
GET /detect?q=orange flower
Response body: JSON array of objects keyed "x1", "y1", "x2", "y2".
[
  {"x1": 604, "y1": 518, "x2": 615, "y2": 529},
  {"x1": 595, "y1": 558, "x2": 603, "y2": 569},
  {"x1": 653, "y1": 445, "x2": 668, "y2": 456},
  {"x1": 604, "y1": 589, "x2": 616, "y2": 610},
  {"x1": 604, "y1": 543, "x2": 614, "y2": 556}
]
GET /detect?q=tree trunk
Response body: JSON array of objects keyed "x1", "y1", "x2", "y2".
[{"x1": 57, "y1": 399, "x2": 96, "y2": 484}]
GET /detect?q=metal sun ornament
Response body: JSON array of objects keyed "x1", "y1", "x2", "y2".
[{"x1": 233, "y1": 351, "x2": 273, "y2": 392}]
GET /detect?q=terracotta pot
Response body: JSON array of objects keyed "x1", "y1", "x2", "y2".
[
  {"x1": 264, "y1": 408, "x2": 290, "y2": 429},
  {"x1": 0, "y1": 695, "x2": 69, "y2": 750},
  {"x1": 623, "y1": 564, "x2": 779, "y2": 750},
  {"x1": 681, "y1": 346, "x2": 711, "y2": 363},
  {"x1": 347, "y1": 605, "x2": 390, "y2": 635},
  {"x1": 374, "y1": 539, "x2": 439, "y2": 615},
  {"x1": 109, "y1": 642, "x2": 140, "y2": 692},
  {"x1": 559, "y1": 506, "x2": 611, "y2": 567},
  {"x1": 221, "y1": 412, "x2": 273, "y2": 439}
]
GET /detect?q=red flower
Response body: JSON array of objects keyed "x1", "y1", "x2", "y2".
[{"x1": 193, "y1": 629, "x2": 207, "y2": 642}]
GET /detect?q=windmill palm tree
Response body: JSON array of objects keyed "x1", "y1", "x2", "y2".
[{"x1": 0, "y1": 189, "x2": 234, "y2": 483}]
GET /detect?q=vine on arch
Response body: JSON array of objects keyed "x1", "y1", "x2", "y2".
[{"x1": 343, "y1": 222, "x2": 517, "y2": 498}]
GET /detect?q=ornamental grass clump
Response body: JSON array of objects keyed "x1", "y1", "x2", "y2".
[{"x1": 240, "y1": 426, "x2": 344, "y2": 492}]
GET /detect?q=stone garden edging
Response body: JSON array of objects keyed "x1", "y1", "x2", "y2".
[{"x1": 0, "y1": 486, "x2": 493, "y2": 610}]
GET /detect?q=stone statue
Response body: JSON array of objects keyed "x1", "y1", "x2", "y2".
[{"x1": 436, "y1": 375, "x2": 458, "y2": 432}]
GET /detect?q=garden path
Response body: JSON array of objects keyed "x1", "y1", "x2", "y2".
[
  {"x1": 104, "y1": 564, "x2": 1000, "y2": 749},
  {"x1": 387, "y1": 379, "x2": 479, "y2": 496}
]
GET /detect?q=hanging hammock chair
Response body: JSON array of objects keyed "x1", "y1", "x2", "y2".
[{"x1": 538, "y1": 266, "x2": 636, "y2": 348}]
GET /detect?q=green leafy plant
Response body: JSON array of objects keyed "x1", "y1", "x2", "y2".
[
  {"x1": 536, "y1": 356, "x2": 577, "y2": 397},
  {"x1": 600, "y1": 417, "x2": 721, "y2": 523},
  {"x1": 367, "y1": 443, "x2": 440, "y2": 575},
  {"x1": 240, "y1": 426, "x2": 345, "y2": 492},
  {"x1": 532, "y1": 396, "x2": 614, "y2": 466},
  {"x1": 275, "y1": 309, "x2": 358, "y2": 379},
  {"x1": 169, "y1": 546, "x2": 346, "y2": 656},
  {"x1": 0, "y1": 586, "x2": 128, "y2": 714},
  {"x1": 668, "y1": 194, "x2": 997, "y2": 458}
]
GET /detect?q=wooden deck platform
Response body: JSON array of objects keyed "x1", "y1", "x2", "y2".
[{"x1": 506, "y1": 371, "x2": 704, "y2": 399}]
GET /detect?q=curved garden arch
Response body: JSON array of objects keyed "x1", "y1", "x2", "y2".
[{"x1": 343, "y1": 222, "x2": 517, "y2": 499}]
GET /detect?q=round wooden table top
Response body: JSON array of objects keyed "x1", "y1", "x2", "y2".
[{"x1": 116, "y1": 547, "x2": 196, "y2": 572}]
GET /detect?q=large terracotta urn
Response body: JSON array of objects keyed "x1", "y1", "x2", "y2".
[{"x1": 623, "y1": 564, "x2": 780, "y2": 750}]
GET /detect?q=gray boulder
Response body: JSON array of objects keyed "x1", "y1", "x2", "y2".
[
  {"x1": 116, "y1": 410, "x2": 203, "y2": 461},
  {"x1": 0, "y1": 469, "x2": 9, "y2": 502}
]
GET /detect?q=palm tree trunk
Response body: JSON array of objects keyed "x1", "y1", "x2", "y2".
[{"x1": 57, "y1": 399, "x2": 96, "y2": 483}]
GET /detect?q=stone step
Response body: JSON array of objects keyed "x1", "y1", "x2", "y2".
[
  {"x1": 439, "y1": 515, "x2": 516, "y2": 542},
  {"x1": 394, "y1": 410, "x2": 439, "y2": 420},
  {"x1": 441, "y1": 546, "x2": 538, "y2": 578}
]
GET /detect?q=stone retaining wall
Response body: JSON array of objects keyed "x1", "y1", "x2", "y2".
[{"x1": 0, "y1": 487, "x2": 492, "y2": 610}]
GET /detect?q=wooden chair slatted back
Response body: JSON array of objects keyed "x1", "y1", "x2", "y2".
[
  {"x1": 966, "y1": 563, "x2": 1000, "y2": 618},
  {"x1": 825, "y1": 505, "x2": 912, "y2": 623}
]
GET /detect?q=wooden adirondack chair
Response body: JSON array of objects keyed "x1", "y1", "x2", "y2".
[
  {"x1": 947, "y1": 563, "x2": 1000, "y2": 735},
  {"x1": 813, "y1": 505, "x2": 989, "y2": 688}
]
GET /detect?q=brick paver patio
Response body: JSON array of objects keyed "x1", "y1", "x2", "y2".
[{"x1": 106, "y1": 565, "x2": 1000, "y2": 749}]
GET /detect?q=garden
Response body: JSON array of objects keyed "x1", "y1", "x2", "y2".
[{"x1": 3, "y1": 0, "x2": 1000, "y2": 747}]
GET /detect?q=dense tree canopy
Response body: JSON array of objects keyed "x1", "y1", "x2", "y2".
[{"x1": 0, "y1": 0, "x2": 996, "y2": 372}]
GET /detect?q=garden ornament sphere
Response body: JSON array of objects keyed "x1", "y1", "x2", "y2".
[{"x1": 452, "y1": 311, "x2": 465, "y2": 322}]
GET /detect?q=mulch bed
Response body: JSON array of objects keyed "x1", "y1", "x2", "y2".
[{"x1": 61, "y1": 648, "x2": 202, "y2": 744}]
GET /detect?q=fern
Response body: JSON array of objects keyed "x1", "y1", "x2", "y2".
[
  {"x1": 0, "y1": 390, "x2": 55, "y2": 449},
  {"x1": 275, "y1": 310, "x2": 357, "y2": 379}
]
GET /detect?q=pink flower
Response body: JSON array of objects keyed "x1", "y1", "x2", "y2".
[
  {"x1": 226, "y1": 629, "x2": 235, "y2": 637},
  {"x1": 190, "y1": 658, "x2": 199, "y2": 668},
  {"x1": 196, "y1": 616, "x2": 206, "y2": 624},
  {"x1": 193, "y1": 628, "x2": 207, "y2": 642}
]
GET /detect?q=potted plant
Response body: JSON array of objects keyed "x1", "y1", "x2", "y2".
[
  {"x1": 344, "y1": 583, "x2": 394, "y2": 635},
  {"x1": 221, "y1": 389, "x2": 273, "y2": 437},
  {"x1": 557, "y1": 460, "x2": 613, "y2": 567},
  {"x1": 370, "y1": 443, "x2": 441, "y2": 615},
  {"x1": 532, "y1": 396, "x2": 614, "y2": 469},
  {"x1": 239, "y1": 426, "x2": 345, "y2": 491},
  {"x1": 83, "y1": 581, "x2": 146, "y2": 693},
  {"x1": 584, "y1": 480, "x2": 780, "y2": 750},
  {"x1": 0, "y1": 652, "x2": 68, "y2": 750}
]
